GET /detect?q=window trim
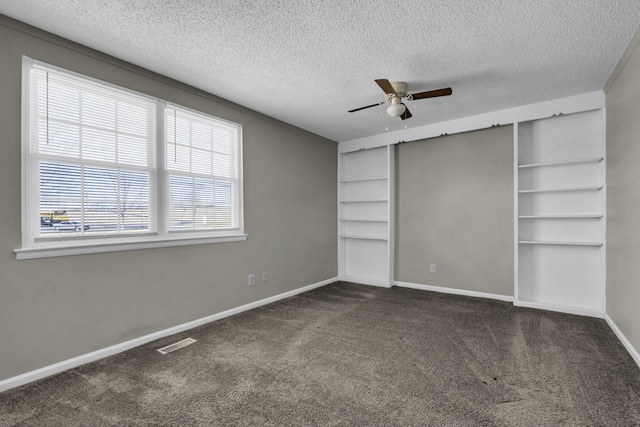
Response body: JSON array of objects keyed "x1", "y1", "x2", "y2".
[
  {"x1": 14, "y1": 233, "x2": 247, "y2": 260},
  {"x1": 16, "y1": 57, "x2": 246, "y2": 260}
]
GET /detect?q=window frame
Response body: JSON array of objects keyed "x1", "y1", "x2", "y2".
[
  {"x1": 164, "y1": 103, "x2": 243, "y2": 235},
  {"x1": 16, "y1": 57, "x2": 245, "y2": 260}
]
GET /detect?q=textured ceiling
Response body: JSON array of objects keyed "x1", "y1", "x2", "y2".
[{"x1": 1, "y1": 1, "x2": 639, "y2": 142}]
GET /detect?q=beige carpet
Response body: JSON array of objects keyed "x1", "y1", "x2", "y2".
[{"x1": 1, "y1": 282, "x2": 640, "y2": 426}]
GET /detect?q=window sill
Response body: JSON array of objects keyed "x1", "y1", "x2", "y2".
[{"x1": 14, "y1": 233, "x2": 248, "y2": 260}]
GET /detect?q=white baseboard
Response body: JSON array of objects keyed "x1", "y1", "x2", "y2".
[
  {"x1": 0, "y1": 277, "x2": 338, "y2": 393},
  {"x1": 605, "y1": 314, "x2": 640, "y2": 369},
  {"x1": 513, "y1": 300, "x2": 604, "y2": 319},
  {"x1": 393, "y1": 281, "x2": 514, "y2": 302},
  {"x1": 338, "y1": 276, "x2": 392, "y2": 288}
]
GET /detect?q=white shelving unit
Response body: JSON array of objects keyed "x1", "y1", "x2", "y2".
[
  {"x1": 338, "y1": 146, "x2": 394, "y2": 287},
  {"x1": 515, "y1": 110, "x2": 606, "y2": 317}
]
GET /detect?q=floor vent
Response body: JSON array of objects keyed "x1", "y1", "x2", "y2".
[{"x1": 157, "y1": 338, "x2": 197, "y2": 354}]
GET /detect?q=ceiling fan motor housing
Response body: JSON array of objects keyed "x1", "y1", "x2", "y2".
[{"x1": 390, "y1": 82, "x2": 408, "y2": 98}]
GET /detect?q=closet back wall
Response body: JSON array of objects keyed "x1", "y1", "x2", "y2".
[{"x1": 395, "y1": 126, "x2": 514, "y2": 296}]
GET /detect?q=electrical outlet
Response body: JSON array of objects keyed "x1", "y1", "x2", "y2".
[
  {"x1": 262, "y1": 272, "x2": 268, "y2": 283},
  {"x1": 430, "y1": 264, "x2": 437, "y2": 273},
  {"x1": 248, "y1": 274, "x2": 255, "y2": 286}
]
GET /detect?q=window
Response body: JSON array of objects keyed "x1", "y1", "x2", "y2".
[
  {"x1": 31, "y1": 63, "x2": 157, "y2": 237},
  {"x1": 17, "y1": 57, "x2": 244, "y2": 259},
  {"x1": 166, "y1": 106, "x2": 241, "y2": 232}
]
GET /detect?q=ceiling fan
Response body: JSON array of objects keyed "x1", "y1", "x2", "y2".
[{"x1": 348, "y1": 79, "x2": 452, "y2": 120}]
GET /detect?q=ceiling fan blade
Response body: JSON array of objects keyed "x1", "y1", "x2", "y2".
[
  {"x1": 400, "y1": 105, "x2": 412, "y2": 120},
  {"x1": 348, "y1": 101, "x2": 384, "y2": 113},
  {"x1": 410, "y1": 87, "x2": 453, "y2": 100},
  {"x1": 375, "y1": 79, "x2": 397, "y2": 96}
]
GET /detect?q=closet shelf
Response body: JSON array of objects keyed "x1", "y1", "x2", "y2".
[
  {"x1": 340, "y1": 234, "x2": 388, "y2": 241},
  {"x1": 518, "y1": 240, "x2": 603, "y2": 247},
  {"x1": 518, "y1": 214, "x2": 603, "y2": 219},
  {"x1": 518, "y1": 186, "x2": 603, "y2": 194},
  {"x1": 340, "y1": 199, "x2": 388, "y2": 203},
  {"x1": 518, "y1": 157, "x2": 603, "y2": 169},
  {"x1": 339, "y1": 176, "x2": 387, "y2": 183},
  {"x1": 339, "y1": 218, "x2": 388, "y2": 223}
]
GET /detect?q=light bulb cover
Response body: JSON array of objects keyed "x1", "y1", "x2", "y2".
[{"x1": 387, "y1": 103, "x2": 406, "y2": 117}]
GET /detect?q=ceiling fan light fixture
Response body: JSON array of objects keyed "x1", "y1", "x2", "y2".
[{"x1": 386, "y1": 101, "x2": 406, "y2": 118}]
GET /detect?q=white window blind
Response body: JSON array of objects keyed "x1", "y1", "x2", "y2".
[
  {"x1": 166, "y1": 106, "x2": 241, "y2": 231},
  {"x1": 19, "y1": 57, "x2": 245, "y2": 258},
  {"x1": 29, "y1": 63, "x2": 157, "y2": 239}
]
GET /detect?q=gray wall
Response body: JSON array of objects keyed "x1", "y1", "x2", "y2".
[
  {"x1": 0, "y1": 17, "x2": 337, "y2": 381},
  {"x1": 395, "y1": 126, "x2": 514, "y2": 296},
  {"x1": 606, "y1": 35, "x2": 640, "y2": 355}
]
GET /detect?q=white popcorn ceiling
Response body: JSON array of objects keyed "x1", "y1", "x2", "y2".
[{"x1": 2, "y1": 1, "x2": 640, "y2": 142}]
